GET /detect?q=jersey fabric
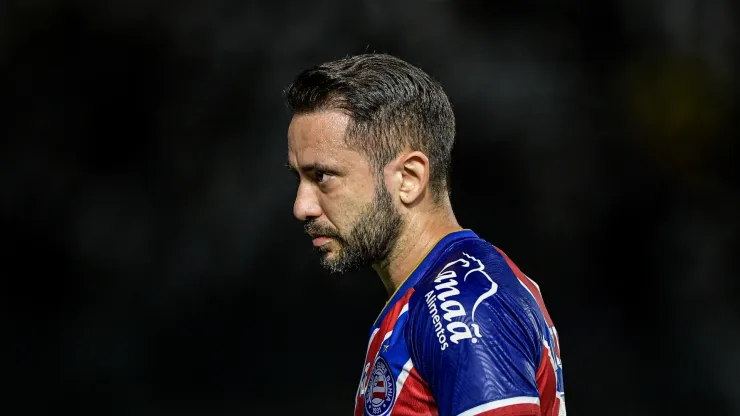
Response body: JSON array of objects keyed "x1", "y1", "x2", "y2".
[{"x1": 354, "y1": 230, "x2": 565, "y2": 416}]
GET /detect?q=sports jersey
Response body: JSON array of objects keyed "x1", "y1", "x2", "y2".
[{"x1": 354, "y1": 230, "x2": 565, "y2": 416}]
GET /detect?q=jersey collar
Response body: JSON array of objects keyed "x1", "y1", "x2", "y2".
[{"x1": 372, "y1": 229, "x2": 478, "y2": 327}]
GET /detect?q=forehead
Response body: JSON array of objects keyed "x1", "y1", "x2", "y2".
[{"x1": 287, "y1": 111, "x2": 360, "y2": 165}]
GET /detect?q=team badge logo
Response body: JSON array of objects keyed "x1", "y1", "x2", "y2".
[{"x1": 363, "y1": 356, "x2": 395, "y2": 415}]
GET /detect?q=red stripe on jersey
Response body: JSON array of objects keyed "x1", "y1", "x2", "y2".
[
  {"x1": 536, "y1": 345, "x2": 557, "y2": 416},
  {"x1": 552, "y1": 397, "x2": 562, "y2": 416},
  {"x1": 475, "y1": 403, "x2": 540, "y2": 416},
  {"x1": 494, "y1": 247, "x2": 554, "y2": 328},
  {"x1": 367, "y1": 289, "x2": 416, "y2": 374},
  {"x1": 391, "y1": 366, "x2": 438, "y2": 416},
  {"x1": 355, "y1": 289, "x2": 416, "y2": 416}
]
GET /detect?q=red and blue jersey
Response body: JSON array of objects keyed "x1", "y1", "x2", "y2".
[{"x1": 354, "y1": 230, "x2": 565, "y2": 416}]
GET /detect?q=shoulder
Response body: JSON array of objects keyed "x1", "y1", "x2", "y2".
[
  {"x1": 406, "y1": 237, "x2": 544, "y2": 349},
  {"x1": 410, "y1": 237, "x2": 536, "y2": 312}
]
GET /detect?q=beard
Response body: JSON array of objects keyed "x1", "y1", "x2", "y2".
[{"x1": 304, "y1": 182, "x2": 403, "y2": 274}]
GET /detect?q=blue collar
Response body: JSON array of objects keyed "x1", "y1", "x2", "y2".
[{"x1": 373, "y1": 229, "x2": 478, "y2": 327}]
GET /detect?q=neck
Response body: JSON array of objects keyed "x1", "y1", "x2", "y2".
[{"x1": 372, "y1": 204, "x2": 462, "y2": 297}]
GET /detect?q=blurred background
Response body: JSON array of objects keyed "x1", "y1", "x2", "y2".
[{"x1": 3, "y1": 0, "x2": 739, "y2": 414}]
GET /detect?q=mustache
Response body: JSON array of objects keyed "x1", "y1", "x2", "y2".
[{"x1": 304, "y1": 220, "x2": 340, "y2": 239}]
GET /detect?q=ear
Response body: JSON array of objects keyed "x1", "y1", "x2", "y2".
[{"x1": 397, "y1": 151, "x2": 430, "y2": 205}]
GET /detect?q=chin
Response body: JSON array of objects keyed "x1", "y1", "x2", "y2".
[
  {"x1": 324, "y1": 249, "x2": 343, "y2": 263},
  {"x1": 319, "y1": 252, "x2": 350, "y2": 274},
  {"x1": 319, "y1": 258, "x2": 343, "y2": 274}
]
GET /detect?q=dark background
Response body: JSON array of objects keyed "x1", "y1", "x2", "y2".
[{"x1": 4, "y1": 0, "x2": 739, "y2": 414}]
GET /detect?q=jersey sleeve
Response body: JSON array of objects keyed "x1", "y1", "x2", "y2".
[{"x1": 407, "y1": 285, "x2": 543, "y2": 416}]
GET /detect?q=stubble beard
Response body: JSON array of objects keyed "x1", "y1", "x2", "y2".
[{"x1": 306, "y1": 183, "x2": 403, "y2": 274}]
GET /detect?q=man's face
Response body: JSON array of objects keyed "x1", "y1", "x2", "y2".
[{"x1": 287, "y1": 111, "x2": 403, "y2": 273}]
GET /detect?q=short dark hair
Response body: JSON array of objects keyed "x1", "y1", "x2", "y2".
[{"x1": 284, "y1": 53, "x2": 456, "y2": 202}]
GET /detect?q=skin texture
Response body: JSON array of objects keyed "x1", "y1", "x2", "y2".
[{"x1": 287, "y1": 110, "x2": 462, "y2": 295}]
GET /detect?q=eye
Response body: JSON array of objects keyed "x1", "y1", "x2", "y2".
[{"x1": 315, "y1": 170, "x2": 327, "y2": 183}]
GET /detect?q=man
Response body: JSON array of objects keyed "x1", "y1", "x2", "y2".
[{"x1": 284, "y1": 53, "x2": 565, "y2": 416}]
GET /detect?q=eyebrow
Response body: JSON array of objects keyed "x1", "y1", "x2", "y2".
[{"x1": 285, "y1": 161, "x2": 340, "y2": 175}]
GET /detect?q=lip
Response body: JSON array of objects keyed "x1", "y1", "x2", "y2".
[{"x1": 312, "y1": 236, "x2": 332, "y2": 247}]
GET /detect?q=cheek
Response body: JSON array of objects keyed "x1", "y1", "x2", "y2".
[{"x1": 322, "y1": 194, "x2": 366, "y2": 228}]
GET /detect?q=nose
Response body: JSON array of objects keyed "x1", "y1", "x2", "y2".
[{"x1": 293, "y1": 183, "x2": 322, "y2": 221}]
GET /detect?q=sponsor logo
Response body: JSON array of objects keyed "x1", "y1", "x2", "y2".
[
  {"x1": 424, "y1": 252, "x2": 498, "y2": 350},
  {"x1": 363, "y1": 356, "x2": 395, "y2": 415}
]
